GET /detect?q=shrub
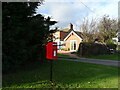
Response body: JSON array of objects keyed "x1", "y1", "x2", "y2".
[
  {"x1": 71, "y1": 52, "x2": 76, "y2": 54},
  {"x1": 115, "y1": 50, "x2": 120, "y2": 54},
  {"x1": 106, "y1": 43, "x2": 117, "y2": 50},
  {"x1": 77, "y1": 42, "x2": 116, "y2": 56},
  {"x1": 61, "y1": 48, "x2": 69, "y2": 51}
]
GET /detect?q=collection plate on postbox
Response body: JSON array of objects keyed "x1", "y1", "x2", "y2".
[{"x1": 46, "y1": 42, "x2": 57, "y2": 59}]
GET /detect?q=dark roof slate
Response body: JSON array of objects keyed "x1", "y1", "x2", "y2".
[{"x1": 63, "y1": 29, "x2": 83, "y2": 40}]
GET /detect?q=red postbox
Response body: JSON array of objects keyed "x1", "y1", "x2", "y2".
[{"x1": 46, "y1": 42, "x2": 57, "y2": 59}]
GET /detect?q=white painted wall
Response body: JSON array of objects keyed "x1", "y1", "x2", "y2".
[{"x1": 54, "y1": 39, "x2": 65, "y2": 49}]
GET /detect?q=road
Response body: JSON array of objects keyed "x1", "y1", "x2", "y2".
[
  {"x1": 58, "y1": 57, "x2": 120, "y2": 67},
  {"x1": 58, "y1": 50, "x2": 120, "y2": 67}
]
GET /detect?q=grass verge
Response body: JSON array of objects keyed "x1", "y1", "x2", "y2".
[
  {"x1": 84, "y1": 54, "x2": 120, "y2": 61},
  {"x1": 3, "y1": 60, "x2": 119, "y2": 88}
]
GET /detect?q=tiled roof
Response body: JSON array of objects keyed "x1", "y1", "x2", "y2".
[
  {"x1": 58, "y1": 28, "x2": 71, "y2": 40},
  {"x1": 60, "y1": 31, "x2": 68, "y2": 41},
  {"x1": 74, "y1": 31, "x2": 84, "y2": 39},
  {"x1": 63, "y1": 30, "x2": 83, "y2": 40},
  {"x1": 57, "y1": 27, "x2": 83, "y2": 41}
]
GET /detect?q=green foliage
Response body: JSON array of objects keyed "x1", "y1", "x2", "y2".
[
  {"x1": 85, "y1": 54, "x2": 120, "y2": 61},
  {"x1": 61, "y1": 48, "x2": 69, "y2": 51},
  {"x1": 80, "y1": 15, "x2": 118, "y2": 43},
  {"x1": 77, "y1": 42, "x2": 116, "y2": 56},
  {"x1": 105, "y1": 39, "x2": 115, "y2": 45},
  {"x1": 70, "y1": 52, "x2": 76, "y2": 54},
  {"x1": 118, "y1": 45, "x2": 120, "y2": 50},
  {"x1": 2, "y1": 2, "x2": 57, "y2": 73},
  {"x1": 106, "y1": 43, "x2": 117, "y2": 49},
  {"x1": 3, "y1": 60, "x2": 118, "y2": 88},
  {"x1": 97, "y1": 15, "x2": 118, "y2": 43}
]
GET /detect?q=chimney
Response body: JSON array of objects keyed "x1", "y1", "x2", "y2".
[{"x1": 69, "y1": 23, "x2": 73, "y2": 30}]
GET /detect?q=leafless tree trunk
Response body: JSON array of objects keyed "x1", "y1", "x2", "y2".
[{"x1": 80, "y1": 17, "x2": 98, "y2": 42}]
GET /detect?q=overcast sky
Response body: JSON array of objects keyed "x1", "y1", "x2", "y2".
[{"x1": 36, "y1": 0, "x2": 119, "y2": 30}]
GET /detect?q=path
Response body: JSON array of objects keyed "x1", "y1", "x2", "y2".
[{"x1": 58, "y1": 50, "x2": 120, "y2": 67}]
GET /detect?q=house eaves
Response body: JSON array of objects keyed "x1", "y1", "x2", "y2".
[{"x1": 64, "y1": 30, "x2": 83, "y2": 41}]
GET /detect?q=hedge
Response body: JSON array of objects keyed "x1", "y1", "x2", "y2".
[{"x1": 77, "y1": 42, "x2": 117, "y2": 56}]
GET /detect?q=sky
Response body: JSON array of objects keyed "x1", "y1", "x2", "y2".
[{"x1": 36, "y1": 0, "x2": 119, "y2": 30}]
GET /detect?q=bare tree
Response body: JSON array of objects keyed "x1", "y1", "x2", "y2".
[
  {"x1": 80, "y1": 17, "x2": 98, "y2": 42},
  {"x1": 97, "y1": 15, "x2": 118, "y2": 43},
  {"x1": 79, "y1": 15, "x2": 118, "y2": 43}
]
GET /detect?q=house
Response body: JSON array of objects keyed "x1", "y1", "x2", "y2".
[
  {"x1": 53, "y1": 23, "x2": 83, "y2": 51},
  {"x1": 53, "y1": 28, "x2": 69, "y2": 49}
]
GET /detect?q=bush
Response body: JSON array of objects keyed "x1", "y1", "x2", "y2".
[
  {"x1": 115, "y1": 50, "x2": 120, "y2": 54},
  {"x1": 106, "y1": 43, "x2": 117, "y2": 50},
  {"x1": 77, "y1": 42, "x2": 117, "y2": 56},
  {"x1": 2, "y1": 44, "x2": 46, "y2": 73},
  {"x1": 71, "y1": 52, "x2": 76, "y2": 54},
  {"x1": 61, "y1": 48, "x2": 69, "y2": 51}
]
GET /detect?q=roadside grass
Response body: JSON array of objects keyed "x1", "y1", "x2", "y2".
[
  {"x1": 58, "y1": 53, "x2": 120, "y2": 61},
  {"x1": 58, "y1": 53, "x2": 77, "y2": 59},
  {"x1": 84, "y1": 54, "x2": 120, "y2": 61},
  {"x1": 3, "y1": 60, "x2": 119, "y2": 88}
]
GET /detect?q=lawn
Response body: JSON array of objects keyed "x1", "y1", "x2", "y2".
[
  {"x1": 85, "y1": 54, "x2": 120, "y2": 61},
  {"x1": 3, "y1": 60, "x2": 119, "y2": 89}
]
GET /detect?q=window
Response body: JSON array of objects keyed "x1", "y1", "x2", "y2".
[{"x1": 70, "y1": 40, "x2": 77, "y2": 51}]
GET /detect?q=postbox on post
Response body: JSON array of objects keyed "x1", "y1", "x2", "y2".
[
  {"x1": 46, "y1": 42, "x2": 57, "y2": 82},
  {"x1": 46, "y1": 42, "x2": 57, "y2": 59}
]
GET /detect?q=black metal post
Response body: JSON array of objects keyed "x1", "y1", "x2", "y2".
[{"x1": 50, "y1": 59, "x2": 53, "y2": 82}]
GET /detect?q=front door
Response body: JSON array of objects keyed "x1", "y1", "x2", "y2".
[{"x1": 70, "y1": 40, "x2": 77, "y2": 51}]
